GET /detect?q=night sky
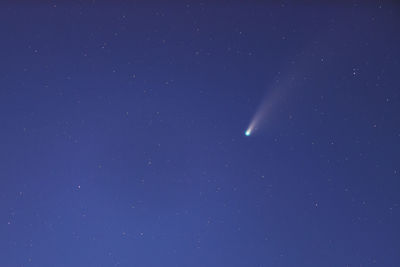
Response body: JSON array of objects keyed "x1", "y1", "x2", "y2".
[{"x1": 1, "y1": 2, "x2": 400, "y2": 266}]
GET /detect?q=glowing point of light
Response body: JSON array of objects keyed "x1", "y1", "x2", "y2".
[{"x1": 245, "y1": 129, "x2": 251, "y2": 136}]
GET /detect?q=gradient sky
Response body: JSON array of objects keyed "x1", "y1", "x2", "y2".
[{"x1": 1, "y1": 1, "x2": 400, "y2": 266}]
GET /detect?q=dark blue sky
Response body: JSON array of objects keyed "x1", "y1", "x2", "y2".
[{"x1": 1, "y1": 1, "x2": 400, "y2": 266}]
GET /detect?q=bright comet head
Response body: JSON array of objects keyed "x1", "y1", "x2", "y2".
[{"x1": 245, "y1": 129, "x2": 251, "y2": 136}]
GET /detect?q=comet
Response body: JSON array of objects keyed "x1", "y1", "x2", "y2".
[
  {"x1": 245, "y1": 74, "x2": 296, "y2": 137},
  {"x1": 244, "y1": 40, "x2": 329, "y2": 137}
]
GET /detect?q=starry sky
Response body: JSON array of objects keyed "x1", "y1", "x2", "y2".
[{"x1": 1, "y1": 1, "x2": 400, "y2": 266}]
